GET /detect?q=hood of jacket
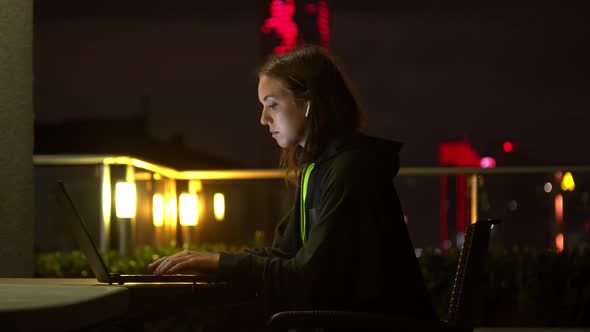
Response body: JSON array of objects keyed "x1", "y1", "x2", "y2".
[{"x1": 313, "y1": 132, "x2": 403, "y2": 178}]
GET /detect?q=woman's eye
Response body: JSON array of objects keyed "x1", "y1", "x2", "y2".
[{"x1": 268, "y1": 103, "x2": 277, "y2": 110}]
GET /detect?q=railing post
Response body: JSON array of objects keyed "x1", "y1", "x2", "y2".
[
  {"x1": 470, "y1": 174, "x2": 478, "y2": 224},
  {"x1": 100, "y1": 163, "x2": 111, "y2": 253},
  {"x1": 440, "y1": 175, "x2": 449, "y2": 249},
  {"x1": 116, "y1": 165, "x2": 135, "y2": 257}
]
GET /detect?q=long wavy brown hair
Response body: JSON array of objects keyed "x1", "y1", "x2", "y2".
[{"x1": 257, "y1": 45, "x2": 367, "y2": 184}]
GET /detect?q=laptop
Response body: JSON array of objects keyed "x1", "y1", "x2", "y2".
[{"x1": 55, "y1": 180, "x2": 219, "y2": 285}]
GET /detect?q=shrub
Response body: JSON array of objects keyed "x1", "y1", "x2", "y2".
[{"x1": 34, "y1": 245, "x2": 590, "y2": 326}]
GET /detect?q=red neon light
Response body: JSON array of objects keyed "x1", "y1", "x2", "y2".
[
  {"x1": 261, "y1": 0, "x2": 299, "y2": 55},
  {"x1": 503, "y1": 141, "x2": 513, "y2": 153},
  {"x1": 439, "y1": 138, "x2": 481, "y2": 250},
  {"x1": 480, "y1": 157, "x2": 496, "y2": 168},
  {"x1": 262, "y1": 1, "x2": 331, "y2": 55},
  {"x1": 317, "y1": 1, "x2": 330, "y2": 48},
  {"x1": 439, "y1": 140, "x2": 481, "y2": 167}
]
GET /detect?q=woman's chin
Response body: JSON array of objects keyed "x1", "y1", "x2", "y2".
[
  {"x1": 274, "y1": 137, "x2": 287, "y2": 148},
  {"x1": 276, "y1": 140, "x2": 297, "y2": 149}
]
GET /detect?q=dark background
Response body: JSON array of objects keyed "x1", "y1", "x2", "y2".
[
  {"x1": 32, "y1": 0, "x2": 590, "y2": 250},
  {"x1": 33, "y1": 0, "x2": 590, "y2": 168}
]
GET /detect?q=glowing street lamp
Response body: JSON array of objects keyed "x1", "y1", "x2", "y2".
[
  {"x1": 561, "y1": 172, "x2": 575, "y2": 191},
  {"x1": 214, "y1": 193, "x2": 225, "y2": 221},
  {"x1": 179, "y1": 193, "x2": 198, "y2": 226},
  {"x1": 152, "y1": 194, "x2": 164, "y2": 227},
  {"x1": 115, "y1": 182, "x2": 136, "y2": 218}
]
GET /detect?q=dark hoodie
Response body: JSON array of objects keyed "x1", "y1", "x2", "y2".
[{"x1": 218, "y1": 133, "x2": 435, "y2": 320}]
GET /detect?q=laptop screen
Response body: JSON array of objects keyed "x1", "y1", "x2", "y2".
[{"x1": 55, "y1": 181, "x2": 112, "y2": 283}]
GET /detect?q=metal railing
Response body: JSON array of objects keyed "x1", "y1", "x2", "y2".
[{"x1": 34, "y1": 155, "x2": 589, "y2": 253}]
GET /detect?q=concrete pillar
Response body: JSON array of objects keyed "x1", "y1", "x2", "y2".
[{"x1": 0, "y1": 0, "x2": 34, "y2": 277}]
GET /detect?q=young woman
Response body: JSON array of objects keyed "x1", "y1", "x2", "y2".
[{"x1": 149, "y1": 46, "x2": 434, "y2": 320}]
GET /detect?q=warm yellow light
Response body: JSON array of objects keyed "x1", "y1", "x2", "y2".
[
  {"x1": 214, "y1": 193, "x2": 225, "y2": 221},
  {"x1": 179, "y1": 193, "x2": 198, "y2": 226},
  {"x1": 115, "y1": 182, "x2": 136, "y2": 218},
  {"x1": 152, "y1": 194, "x2": 164, "y2": 227},
  {"x1": 134, "y1": 172, "x2": 152, "y2": 181},
  {"x1": 100, "y1": 165, "x2": 112, "y2": 252},
  {"x1": 561, "y1": 172, "x2": 575, "y2": 191},
  {"x1": 555, "y1": 194, "x2": 564, "y2": 224},
  {"x1": 189, "y1": 180, "x2": 202, "y2": 193},
  {"x1": 555, "y1": 233, "x2": 564, "y2": 253},
  {"x1": 166, "y1": 193, "x2": 177, "y2": 225},
  {"x1": 101, "y1": 166, "x2": 112, "y2": 226}
]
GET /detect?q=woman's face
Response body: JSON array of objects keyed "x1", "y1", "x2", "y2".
[{"x1": 258, "y1": 75, "x2": 308, "y2": 148}]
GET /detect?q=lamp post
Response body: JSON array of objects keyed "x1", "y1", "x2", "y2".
[
  {"x1": 115, "y1": 181, "x2": 136, "y2": 256},
  {"x1": 179, "y1": 193, "x2": 198, "y2": 247}
]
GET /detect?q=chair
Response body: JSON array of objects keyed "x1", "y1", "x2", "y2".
[{"x1": 267, "y1": 219, "x2": 501, "y2": 331}]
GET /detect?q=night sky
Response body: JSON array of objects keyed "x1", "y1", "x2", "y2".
[{"x1": 33, "y1": 0, "x2": 590, "y2": 168}]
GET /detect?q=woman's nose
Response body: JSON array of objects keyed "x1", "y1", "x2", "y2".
[{"x1": 260, "y1": 108, "x2": 270, "y2": 125}]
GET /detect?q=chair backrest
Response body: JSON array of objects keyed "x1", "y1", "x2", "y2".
[{"x1": 447, "y1": 219, "x2": 501, "y2": 328}]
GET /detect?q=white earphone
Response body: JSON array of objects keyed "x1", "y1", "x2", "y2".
[{"x1": 305, "y1": 101, "x2": 311, "y2": 118}]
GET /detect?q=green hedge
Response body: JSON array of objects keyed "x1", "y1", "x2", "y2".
[
  {"x1": 419, "y1": 247, "x2": 590, "y2": 326},
  {"x1": 35, "y1": 242, "x2": 248, "y2": 278},
  {"x1": 35, "y1": 246, "x2": 590, "y2": 326}
]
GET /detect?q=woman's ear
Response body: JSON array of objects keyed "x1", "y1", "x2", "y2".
[{"x1": 305, "y1": 101, "x2": 311, "y2": 118}]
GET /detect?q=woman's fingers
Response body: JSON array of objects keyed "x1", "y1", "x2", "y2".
[
  {"x1": 157, "y1": 250, "x2": 195, "y2": 274},
  {"x1": 167, "y1": 260, "x2": 192, "y2": 274},
  {"x1": 149, "y1": 251, "x2": 218, "y2": 275},
  {"x1": 155, "y1": 255, "x2": 185, "y2": 275},
  {"x1": 148, "y1": 249, "x2": 191, "y2": 272},
  {"x1": 147, "y1": 256, "x2": 167, "y2": 270}
]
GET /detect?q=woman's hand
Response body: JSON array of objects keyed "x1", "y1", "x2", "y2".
[{"x1": 147, "y1": 249, "x2": 220, "y2": 275}]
